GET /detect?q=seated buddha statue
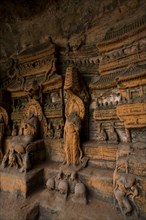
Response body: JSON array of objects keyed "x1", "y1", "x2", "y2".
[{"x1": 1, "y1": 111, "x2": 40, "y2": 172}]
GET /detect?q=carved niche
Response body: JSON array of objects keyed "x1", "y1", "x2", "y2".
[
  {"x1": 23, "y1": 99, "x2": 47, "y2": 137},
  {"x1": 6, "y1": 42, "x2": 64, "y2": 139}
]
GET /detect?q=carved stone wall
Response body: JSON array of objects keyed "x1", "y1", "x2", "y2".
[{"x1": 0, "y1": 0, "x2": 146, "y2": 218}]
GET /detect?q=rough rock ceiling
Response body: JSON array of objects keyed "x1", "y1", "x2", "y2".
[
  {"x1": 0, "y1": 0, "x2": 146, "y2": 82},
  {"x1": 0, "y1": 0, "x2": 50, "y2": 21}
]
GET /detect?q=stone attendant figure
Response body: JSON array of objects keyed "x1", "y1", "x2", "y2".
[
  {"x1": 64, "y1": 111, "x2": 83, "y2": 166},
  {"x1": 63, "y1": 66, "x2": 86, "y2": 166}
]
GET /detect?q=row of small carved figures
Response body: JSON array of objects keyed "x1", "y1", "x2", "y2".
[
  {"x1": 96, "y1": 97, "x2": 139, "y2": 107},
  {"x1": 44, "y1": 102, "x2": 62, "y2": 109},
  {"x1": 8, "y1": 120, "x2": 63, "y2": 139},
  {"x1": 46, "y1": 123, "x2": 63, "y2": 139},
  {"x1": 63, "y1": 57, "x2": 98, "y2": 66},
  {"x1": 96, "y1": 90, "x2": 146, "y2": 107},
  {"x1": 11, "y1": 102, "x2": 62, "y2": 113},
  {"x1": 99, "y1": 38, "x2": 146, "y2": 62},
  {"x1": 17, "y1": 57, "x2": 53, "y2": 72},
  {"x1": 97, "y1": 125, "x2": 119, "y2": 143}
]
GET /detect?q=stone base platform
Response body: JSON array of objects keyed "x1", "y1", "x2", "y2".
[
  {"x1": 43, "y1": 161, "x2": 146, "y2": 216},
  {"x1": 44, "y1": 140, "x2": 118, "y2": 169},
  {"x1": 1, "y1": 160, "x2": 146, "y2": 216},
  {"x1": 0, "y1": 166, "x2": 44, "y2": 198}
]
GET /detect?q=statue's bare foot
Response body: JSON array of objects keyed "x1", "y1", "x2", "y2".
[
  {"x1": 62, "y1": 161, "x2": 66, "y2": 165},
  {"x1": 73, "y1": 163, "x2": 78, "y2": 167},
  {"x1": 66, "y1": 162, "x2": 70, "y2": 166}
]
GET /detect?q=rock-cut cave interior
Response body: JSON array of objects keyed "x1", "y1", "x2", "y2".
[{"x1": 0, "y1": 0, "x2": 146, "y2": 219}]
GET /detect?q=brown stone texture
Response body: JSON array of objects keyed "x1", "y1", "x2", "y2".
[
  {"x1": 0, "y1": 167, "x2": 44, "y2": 197},
  {"x1": 44, "y1": 139, "x2": 65, "y2": 162},
  {"x1": 0, "y1": 0, "x2": 146, "y2": 219}
]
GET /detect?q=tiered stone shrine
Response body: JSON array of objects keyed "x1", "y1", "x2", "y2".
[{"x1": 0, "y1": 1, "x2": 146, "y2": 219}]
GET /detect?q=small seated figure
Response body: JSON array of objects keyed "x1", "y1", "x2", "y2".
[
  {"x1": 54, "y1": 124, "x2": 62, "y2": 139},
  {"x1": 46, "y1": 122, "x2": 54, "y2": 138},
  {"x1": 2, "y1": 110, "x2": 40, "y2": 172},
  {"x1": 11, "y1": 121, "x2": 18, "y2": 136},
  {"x1": 108, "y1": 125, "x2": 118, "y2": 144},
  {"x1": 97, "y1": 123, "x2": 107, "y2": 143}
]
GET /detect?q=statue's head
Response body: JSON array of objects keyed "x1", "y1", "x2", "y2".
[{"x1": 28, "y1": 107, "x2": 35, "y2": 118}]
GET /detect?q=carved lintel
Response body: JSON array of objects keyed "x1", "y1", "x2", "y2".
[
  {"x1": 94, "y1": 108, "x2": 117, "y2": 120},
  {"x1": 42, "y1": 75, "x2": 62, "y2": 92},
  {"x1": 117, "y1": 103, "x2": 146, "y2": 128}
]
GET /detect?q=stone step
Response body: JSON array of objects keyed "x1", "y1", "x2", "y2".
[
  {"x1": 45, "y1": 140, "x2": 146, "y2": 177},
  {"x1": 0, "y1": 166, "x2": 44, "y2": 198},
  {"x1": 88, "y1": 159, "x2": 115, "y2": 169}
]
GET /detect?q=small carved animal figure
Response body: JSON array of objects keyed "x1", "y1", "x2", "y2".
[
  {"x1": 74, "y1": 182, "x2": 86, "y2": 198},
  {"x1": 58, "y1": 179, "x2": 68, "y2": 195},
  {"x1": 46, "y1": 178, "x2": 55, "y2": 191},
  {"x1": 73, "y1": 182, "x2": 87, "y2": 204}
]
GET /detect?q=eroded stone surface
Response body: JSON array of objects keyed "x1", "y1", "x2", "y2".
[{"x1": 0, "y1": 0, "x2": 146, "y2": 219}]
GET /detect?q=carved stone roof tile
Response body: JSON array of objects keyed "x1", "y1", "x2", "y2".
[
  {"x1": 117, "y1": 65, "x2": 146, "y2": 82},
  {"x1": 90, "y1": 71, "x2": 121, "y2": 90},
  {"x1": 90, "y1": 64, "x2": 146, "y2": 90},
  {"x1": 102, "y1": 15, "x2": 146, "y2": 43}
]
